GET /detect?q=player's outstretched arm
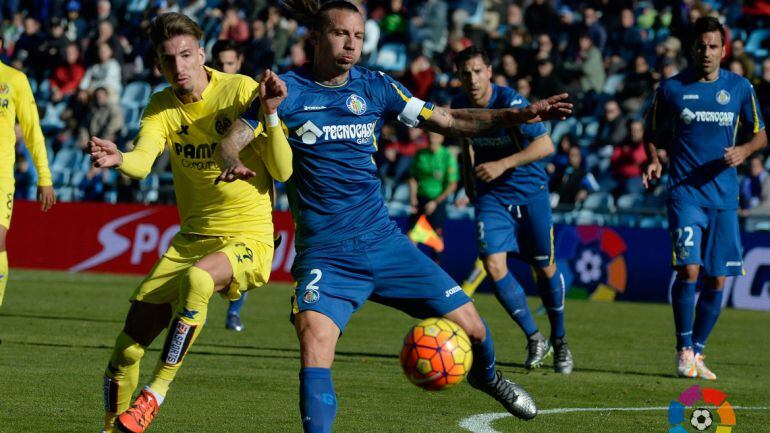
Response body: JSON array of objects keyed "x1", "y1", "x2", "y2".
[
  {"x1": 259, "y1": 70, "x2": 292, "y2": 182},
  {"x1": 724, "y1": 129, "x2": 767, "y2": 168},
  {"x1": 420, "y1": 94, "x2": 572, "y2": 138},
  {"x1": 475, "y1": 135, "x2": 555, "y2": 183},
  {"x1": 89, "y1": 136, "x2": 159, "y2": 179}
]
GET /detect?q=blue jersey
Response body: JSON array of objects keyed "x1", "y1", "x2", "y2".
[
  {"x1": 451, "y1": 84, "x2": 549, "y2": 204},
  {"x1": 241, "y1": 66, "x2": 433, "y2": 248},
  {"x1": 646, "y1": 69, "x2": 765, "y2": 209}
]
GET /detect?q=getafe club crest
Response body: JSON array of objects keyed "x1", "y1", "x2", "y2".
[
  {"x1": 346, "y1": 94, "x2": 367, "y2": 115},
  {"x1": 716, "y1": 90, "x2": 730, "y2": 105},
  {"x1": 215, "y1": 116, "x2": 232, "y2": 135}
]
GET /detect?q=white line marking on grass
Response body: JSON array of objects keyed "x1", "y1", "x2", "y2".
[{"x1": 459, "y1": 406, "x2": 770, "y2": 433}]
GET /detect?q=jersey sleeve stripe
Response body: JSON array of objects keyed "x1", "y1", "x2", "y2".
[
  {"x1": 751, "y1": 93, "x2": 760, "y2": 133},
  {"x1": 390, "y1": 83, "x2": 410, "y2": 102}
]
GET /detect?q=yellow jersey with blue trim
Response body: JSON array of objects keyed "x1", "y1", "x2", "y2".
[
  {"x1": 121, "y1": 67, "x2": 273, "y2": 242},
  {"x1": 0, "y1": 61, "x2": 51, "y2": 186}
]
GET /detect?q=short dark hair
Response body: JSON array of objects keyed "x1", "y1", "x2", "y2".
[
  {"x1": 148, "y1": 12, "x2": 203, "y2": 49},
  {"x1": 212, "y1": 39, "x2": 242, "y2": 59},
  {"x1": 693, "y1": 16, "x2": 725, "y2": 45},
  {"x1": 454, "y1": 46, "x2": 490, "y2": 71},
  {"x1": 281, "y1": 0, "x2": 360, "y2": 30}
]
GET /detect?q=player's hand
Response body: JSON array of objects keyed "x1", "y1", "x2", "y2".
[
  {"x1": 215, "y1": 163, "x2": 257, "y2": 184},
  {"x1": 642, "y1": 160, "x2": 662, "y2": 189},
  {"x1": 475, "y1": 160, "x2": 508, "y2": 182},
  {"x1": 37, "y1": 185, "x2": 56, "y2": 212},
  {"x1": 724, "y1": 145, "x2": 751, "y2": 168},
  {"x1": 424, "y1": 200, "x2": 438, "y2": 215},
  {"x1": 522, "y1": 93, "x2": 573, "y2": 123},
  {"x1": 259, "y1": 70, "x2": 287, "y2": 115},
  {"x1": 88, "y1": 136, "x2": 122, "y2": 168}
]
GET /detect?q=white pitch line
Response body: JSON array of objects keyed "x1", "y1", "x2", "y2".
[{"x1": 459, "y1": 406, "x2": 770, "y2": 433}]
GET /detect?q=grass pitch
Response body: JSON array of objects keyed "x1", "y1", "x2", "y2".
[{"x1": 0, "y1": 269, "x2": 768, "y2": 433}]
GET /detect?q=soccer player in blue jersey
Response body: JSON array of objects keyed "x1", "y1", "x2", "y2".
[
  {"x1": 644, "y1": 17, "x2": 766, "y2": 380},
  {"x1": 217, "y1": 1, "x2": 571, "y2": 431},
  {"x1": 453, "y1": 46, "x2": 573, "y2": 374}
]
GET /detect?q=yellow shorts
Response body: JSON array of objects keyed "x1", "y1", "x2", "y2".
[
  {"x1": 131, "y1": 232, "x2": 273, "y2": 305},
  {"x1": 0, "y1": 181, "x2": 14, "y2": 230}
]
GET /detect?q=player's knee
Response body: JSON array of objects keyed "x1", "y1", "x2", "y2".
[
  {"x1": 447, "y1": 305, "x2": 486, "y2": 343},
  {"x1": 676, "y1": 266, "x2": 699, "y2": 282},
  {"x1": 111, "y1": 332, "x2": 145, "y2": 367},
  {"x1": 124, "y1": 302, "x2": 172, "y2": 346},
  {"x1": 296, "y1": 315, "x2": 339, "y2": 367},
  {"x1": 536, "y1": 263, "x2": 556, "y2": 279},
  {"x1": 704, "y1": 276, "x2": 726, "y2": 290},
  {"x1": 181, "y1": 266, "x2": 216, "y2": 306},
  {"x1": 483, "y1": 257, "x2": 507, "y2": 280}
]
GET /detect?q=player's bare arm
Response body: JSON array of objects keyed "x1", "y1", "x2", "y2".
[
  {"x1": 217, "y1": 70, "x2": 290, "y2": 184},
  {"x1": 475, "y1": 135, "x2": 555, "y2": 183},
  {"x1": 421, "y1": 93, "x2": 572, "y2": 138},
  {"x1": 37, "y1": 185, "x2": 55, "y2": 212},
  {"x1": 88, "y1": 136, "x2": 123, "y2": 168},
  {"x1": 724, "y1": 129, "x2": 767, "y2": 167}
]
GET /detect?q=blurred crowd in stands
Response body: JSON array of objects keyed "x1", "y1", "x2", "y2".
[{"x1": 6, "y1": 0, "x2": 770, "y2": 229}]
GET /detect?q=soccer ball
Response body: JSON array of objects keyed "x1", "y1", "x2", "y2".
[
  {"x1": 690, "y1": 408, "x2": 713, "y2": 431},
  {"x1": 399, "y1": 317, "x2": 473, "y2": 391}
]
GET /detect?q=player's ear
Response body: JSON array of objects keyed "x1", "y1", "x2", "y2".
[{"x1": 198, "y1": 46, "x2": 205, "y2": 66}]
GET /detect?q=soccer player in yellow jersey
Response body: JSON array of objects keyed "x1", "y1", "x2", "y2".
[
  {"x1": 0, "y1": 60, "x2": 56, "y2": 308},
  {"x1": 87, "y1": 13, "x2": 292, "y2": 433}
]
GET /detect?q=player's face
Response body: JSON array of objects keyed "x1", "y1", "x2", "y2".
[
  {"x1": 458, "y1": 56, "x2": 492, "y2": 103},
  {"x1": 214, "y1": 50, "x2": 242, "y2": 74},
  {"x1": 313, "y1": 9, "x2": 364, "y2": 73},
  {"x1": 156, "y1": 34, "x2": 205, "y2": 94},
  {"x1": 692, "y1": 30, "x2": 724, "y2": 77}
]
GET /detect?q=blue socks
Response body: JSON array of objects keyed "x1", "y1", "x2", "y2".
[
  {"x1": 693, "y1": 288, "x2": 724, "y2": 355},
  {"x1": 671, "y1": 279, "x2": 696, "y2": 350},
  {"x1": 227, "y1": 292, "x2": 247, "y2": 317},
  {"x1": 469, "y1": 320, "x2": 497, "y2": 384},
  {"x1": 492, "y1": 272, "x2": 539, "y2": 337},
  {"x1": 299, "y1": 367, "x2": 336, "y2": 433},
  {"x1": 538, "y1": 271, "x2": 566, "y2": 339}
]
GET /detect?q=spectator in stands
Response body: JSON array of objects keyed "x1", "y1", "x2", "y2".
[
  {"x1": 41, "y1": 18, "x2": 69, "y2": 69},
  {"x1": 78, "y1": 86, "x2": 123, "y2": 149},
  {"x1": 409, "y1": 0, "x2": 448, "y2": 58},
  {"x1": 563, "y1": 32, "x2": 605, "y2": 96},
  {"x1": 380, "y1": 125, "x2": 427, "y2": 199},
  {"x1": 755, "y1": 58, "x2": 770, "y2": 121},
  {"x1": 740, "y1": 154, "x2": 770, "y2": 215},
  {"x1": 729, "y1": 59, "x2": 747, "y2": 77},
  {"x1": 608, "y1": 8, "x2": 644, "y2": 66},
  {"x1": 610, "y1": 118, "x2": 647, "y2": 196},
  {"x1": 50, "y1": 42, "x2": 85, "y2": 103},
  {"x1": 79, "y1": 42, "x2": 122, "y2": 98},
  {"x1": 552, "y1": 145, "x2": 594, "y2": 208},
  {"x1": 582, "y1": 6, "x2": 607, "y2": 53},
  {"x1": 12, "y1": 16, "x2": 45, "y2": 79},
  {"x1": 532, "y1": 58, "x2": 564, "y2": 102},
  {"x1": 63, "y1": 1, "x2": 87, "y2": 42},
  {"x1": 617, "y1": 55, "x2": 656, "y2": 114},
  {"x1": 219, "y1": 7, "x2": 250, "y2": 43},
  {"x1": 381, "y1": 0, "x2": 410, "y2": 45},
  {"x1": 595, "y1": 100, "x2": 626, "y2": 147},
  {"x1": 211, "y1": 39, "x2": 243, "y2": 75},
  {"x1": 498, "y1": 52, "x2": 521, "y2": 86},
  {"x1": 727, "y1": 38, "x2": 755, "y2": 79},
  {"x1": 547, "y1": 133, "x2": 575, "y2": 176},
  {"x1": 79, "y1": 165, "x2": 109, "y2": 202},
  {"x1": 516, "y1": 77, "x2": 532, "y2": 99},
  {"x1": 524, "y1": 0, "x2": 559, "y2": 36},
  {"x1": 402, "y1": 55, "x2": 435, "y2": 101},
  {"x1": 408, "y1": 131, "x2": 458, "y2": 262},
  {"x1": 13, "y1": 153, "x2": 34, "y2": 200},
  {"x1": 242, "y1": 20, "x2": 274, "y2": 78},
  {"x1": 85, "y1": 20, "x2": 128, "y2": 65},
  {"x1": 264, "y1": 5, "x2": 291, "y2": 60}
]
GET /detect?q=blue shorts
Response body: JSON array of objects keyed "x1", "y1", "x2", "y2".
[
  {"x1": 291, "y1": 223, "x2": 471, "y2": 332},
  {"x1": 475, "y1": 193, "x2": 554, "y2": 267},
  {"x1": 667, "y1": 200, "x2": 743, "y2": 277}
]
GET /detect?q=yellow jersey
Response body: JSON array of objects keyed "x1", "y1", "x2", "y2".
[
  {"x1": 0, "y1": 62, "x2": 51, "y2": 186},
  {"x1": 120, "y1": 67, "x2": 284, "y2": 244}
]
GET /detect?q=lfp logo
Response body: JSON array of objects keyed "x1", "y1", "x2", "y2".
[
  {"x1": 555, "y1": 226, "x2": 627, "y2": 301},
  {"x1": 668, "y1": 385, "x2": 736, "y2": 432}
]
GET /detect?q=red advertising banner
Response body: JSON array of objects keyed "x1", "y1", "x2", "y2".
[{"x1": 7, "y1": 200, "x2": 297, "y2": 282}]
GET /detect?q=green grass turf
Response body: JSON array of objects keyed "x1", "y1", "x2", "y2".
[{"x1": 0, "y1": 269, "x2": 768, "y2": 433}]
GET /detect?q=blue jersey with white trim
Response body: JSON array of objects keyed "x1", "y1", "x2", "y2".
[
  {"x1": 242, "y1": 65, "x2": 433, "y2": 248},
  {"x1": 451, "y1": 84, "x2": 549, "y2": 204},
  {"x1": 646, "y1": 69, "x2": 765, "y2": 209}
]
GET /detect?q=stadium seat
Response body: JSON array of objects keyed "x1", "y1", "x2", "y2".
[
  {"x1": 616, "y1": 193, "x2": 644, "y2": 210},
  {"x1": 550, "y1": 118, "x2": 582, "y2": 145},
  {"x1": 121, "y1": 81, "x2": 152, "y2": 109},
  {"x1": 374, "y1": 43, "x2": 408, "y2": 73},
  {"x1": 582, "y1": 192, "x2": 614, "y2": 213},
  {"x1": 153, "y1": 82, "x2": 170, "y2": 94},
  {"x1": 745, "y1": 28, "x2": 770, "y2": 59},
  {"x1": 391, "y1": 183, "x2": 410, "y2": 204},
  {"x1": 574, "y1": 209, "x2": 604, "y2": 225},
  {"x1": 602, "y1": 74, "x2": 624, "y2": 95},
  {"x1": 40, "y1": 102, "x2": 67, "y2": 131}
]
